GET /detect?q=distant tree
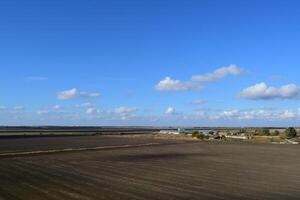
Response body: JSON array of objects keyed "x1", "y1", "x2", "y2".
[
  {"x1": 255, "y1": 128, "x2": 270, "y2": 136},
  {"x1": 240, "y1": 129, "x2": 246, "y2": 134},
  {"x1": 270, "y1": 130, "x2": 280, "y2": 136},
  {"x1": 191, "y1": 131, "x2": 199, "y2": 138},
  {"x1": 196, "y1": 133, "x2": 205, "y2": 139},
  {"x1": 285, "y1": 127, "x2": 297, "y2": 139},
  {"x1": 196, "y1": 133, "x2": 209, "y2": 140},
  {"x1": 208, "y1": 131, "x2": 214, "y2": 135}
]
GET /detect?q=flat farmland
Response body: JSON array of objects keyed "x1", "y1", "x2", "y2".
[
  {"x1": 0, "y1": 136, "x2": 300, "y2": 200},
  {"x1": 0, "y1": 135, "x2": 174, "y2": 154}
]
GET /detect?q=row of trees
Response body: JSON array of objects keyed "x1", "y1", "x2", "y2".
[
  {"x1": 255, "y1": 127, "x2": 297, "y2": 139},
  {"x1": 187, "y1": 128, "x2": 298, "y2": 140},
  {"x1": 191, "y1": 131, "x2": 209, "y2": 139},
  {"x1": 285, "y1": 127, "x2": 297, "y2": 138}
]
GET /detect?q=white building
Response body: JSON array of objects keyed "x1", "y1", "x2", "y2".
[{"x1": 160, "y1": 129, "x2": 181, "y2": 135}]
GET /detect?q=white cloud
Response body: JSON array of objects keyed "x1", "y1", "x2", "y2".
[
  {"x1": 195, "y1": 111, "x2": 207, "y2": 119},
  {"x1": 57, "y1": 88, "x2": 100, "y2": 100},
  {"x1": 239, "y1": 82, "x2": 300, "y2": 100},
  {"x1": 57, "y1": 88, "x2": 78, "y2": 100},
  {"x1": 76, "y1": 102, "x2": 94, "y2": 108},
  {"x1": 154, "y1": 77, "x2": 202, "y2": 91},
  {"x1": 221, "y1": 110, "x2": 239, "y2": 118},
  {"x1": 280, "y1": 110, "x2": 296, "y2": 119},
  {"x1": 52, "y1": 105, "x2": 62, "y2": 110},
  {"x1": 113, "y1": 107, "x2": 137, "y2": 120},
  {"x1": 37, "y1": 110, "x2": 50, "y2": 116},
  {"x1": 210, "y1": 109, "x2": 239, "y2": 120},
  {"x1": 154, "y1": 65, "x2": 245, "y2": 92},
  {"x1": 191, "y1": 64, "x2": 245, "y2": 82},
  {"x1": 165, "y1": 107, "x2": 176, "y2": 115},
  {"x1": 6, "y1": 104, "x2": 300, "y2": 125},
  {"x1": 114, "y1": 107, "x2": 137, "y2": 114},
  {"x1": 80, "y1": 92, "x2": 100, "y2": 98},
  {"x1": 85, "y1": 108, "x2": 100, "y2": 115},
  {"x1": 210, "y1": 108, "x2": 299, "y2": 121},
  {"x1": 0, "y1": 106, "x2": 6, "y2": 110}
]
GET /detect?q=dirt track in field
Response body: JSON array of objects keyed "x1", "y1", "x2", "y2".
[{"x1": 0, "y1": 135, "x2": 300, "y2": 200}]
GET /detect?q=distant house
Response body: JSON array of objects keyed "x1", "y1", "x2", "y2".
[
  {"x1": 177, "y1": 128, "x2": 186, "y2": 134},
  {"x1": 159, "y1": 130, "x2": 180, "y2": 135},
  {"x1": 159, "y1": 128, "x2": 186, "y2": 135}
]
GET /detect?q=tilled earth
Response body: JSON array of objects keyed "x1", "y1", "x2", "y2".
[
  {"x1": 0, "y1": 136, "x2": 299, "y2": 200},
  {"x1": 0, "y1": 135, "x2": 172, "y2": 154}
]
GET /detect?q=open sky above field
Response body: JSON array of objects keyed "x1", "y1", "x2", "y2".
[{"x1": 1, "y1": 0, "x2": 300, "y2": 126}]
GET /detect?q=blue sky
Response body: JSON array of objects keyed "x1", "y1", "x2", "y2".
[{"x1": 1, "y1": 0, "x2": 300, "y2": 126}]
